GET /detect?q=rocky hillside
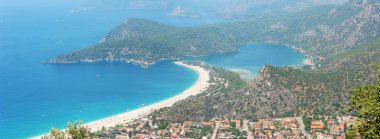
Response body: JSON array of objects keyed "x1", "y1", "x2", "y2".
[
  {"x1": 293, "y1": 0, "x2": 380, "y2": 59},
  {"x1": 228, "y1": 0, "x2": 380, "y2": 60},
  {"x1": 152, "y1": 37, "x2": 380, "y2": 121},
  {"x1": 45, "y1": 0, "x2": 380, "y2": 123},
  {"x1": 150, "y1": 0, "x2": 380, "y2": 121}
]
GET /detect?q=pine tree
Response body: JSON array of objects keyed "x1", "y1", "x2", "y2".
[{"x1": 348, "y1": 64, "x2": 380, "y2": 138}]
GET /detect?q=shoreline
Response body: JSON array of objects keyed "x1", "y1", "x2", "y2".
[{"x1": 31, "y1": 61, "x2": 210, "y2": 139}]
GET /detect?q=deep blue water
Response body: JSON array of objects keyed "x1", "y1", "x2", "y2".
[
  {"x1": 202, "y1": 43, "x2": 306, "y2": 79},
  {"x1": 0, "y1": 0, "x2": 304, "y2": 138},
  {"x1": 0, "y1": 0, "x2": 219, "y2": 138}
]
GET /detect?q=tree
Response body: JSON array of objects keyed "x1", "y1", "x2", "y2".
[
  {"x1": 348, "y1": 65, "x2": 380, "y2": 138},
  {"x1": 40, "y1": 135, "x2": 50, "y2": 139},
  {"x1": 345, "y1": 125, "x2": 359, "y2": 139},
  {"x1": 101, "y1": 126, "x2": 106, "y2": 132},
  {"x1": 144, "y1": 121, "x2": 150, "y2": 129},
  {"x1": 50, "y1": 128, "x2": 65, "y2": 139},
  {"x1": 67, "y1": 121, "x2": 90, "y2": 139}
]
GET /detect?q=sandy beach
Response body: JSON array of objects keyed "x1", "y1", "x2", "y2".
[{"x1": 32, "y1": 61, "x2": 209, "y2": 138}]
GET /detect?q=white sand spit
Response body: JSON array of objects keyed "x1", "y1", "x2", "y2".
[{"x1": 31, "y1": 61, "x2": 209, "y2": 139}]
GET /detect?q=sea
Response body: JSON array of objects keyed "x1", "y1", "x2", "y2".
[
  {"x1": 201, "y1": 43, "x2": 305, "y2": 79},
  {"x1": 0, "y1": 0, "x2": 304, "y2": 138}
]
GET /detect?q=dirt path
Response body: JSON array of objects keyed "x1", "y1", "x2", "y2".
[{"x1": 211, "y1": 122, "x2": 220, "y2": 139}]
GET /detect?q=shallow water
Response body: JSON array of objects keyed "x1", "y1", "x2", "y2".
[{"x1": 201, "y1": 43, "x2": 306, "y2": 79}]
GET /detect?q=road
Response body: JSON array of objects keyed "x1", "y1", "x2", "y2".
[
  {"x1": 211, "y1": 122, "x2": 220, "y2": 139},
  {"x1": 296, "y1": 117, "x2": 311, "y2": 139}
]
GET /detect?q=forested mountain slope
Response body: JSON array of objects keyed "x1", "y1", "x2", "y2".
[
  {"x1": 50, "y1": 18, "x2": 240, "y2": 67},
  {"x1": 50, "y1": 0, "x2": 380, "y2": 120},
  {"x1": 152, "y1": 37, "x2": 380, "y2": 121},
  {"x1": 51, "y1": 0, "x2": 379, "y2": 68}
]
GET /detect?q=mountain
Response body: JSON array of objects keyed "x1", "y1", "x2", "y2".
[
  {"x1": 148, "y1": 0, "x2": 380, "y2": 120},
  {"x1": 293, "y1": 0, "x2": 380, "y2": 59},
  {"x1": 87, "y1": 0, "x2": 349, "y2": 19},
  {"x1": 51, "y1": 0, "x2": 380, "y2": 68},
  {"x1": 50, "y1": 0, "x2": 380, "y2": 119},
  {"x1": 50, "y1": 18, "x2": 239, "y2": 67},
  {"x1": 152, "y1": 36, "x2": 380, "y2": 121}
]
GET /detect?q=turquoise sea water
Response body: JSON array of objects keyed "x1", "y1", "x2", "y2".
[
  {"x1": 0, "y1": 1, "x2": 214, "y2": 138},
  {"x1": 201, "y1": 43, "x2": 306, "y2": 79},
  {"x1": 0, "y1": 0, "x2": 305, "y2": 138}
]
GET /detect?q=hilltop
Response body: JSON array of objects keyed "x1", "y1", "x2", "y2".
[
  {"x1": 50, "y1": 18, "x2": 239, "y2": 67},
  {"x1": 48, "y1": 0, "x2": 380, "y2": 120},
  {"x1": 150, "y1": 36, "x2": 380, "y2": 122},
  {"x1": 146, "y1": 0, "x2": 380, "y2": 120}
]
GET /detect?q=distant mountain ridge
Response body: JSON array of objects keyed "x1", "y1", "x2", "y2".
[
  {"x1": 51, "y1": 0, "x2": 380, "y2": 68},
  {"x1": 293, "y1": 0, "x2": 380, "y2": 58}
]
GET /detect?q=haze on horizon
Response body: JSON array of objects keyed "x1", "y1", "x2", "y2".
[{"x1": 1, "y1": 0, "x2": 350, "y2": 24}]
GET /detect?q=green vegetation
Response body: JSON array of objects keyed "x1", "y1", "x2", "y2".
[
  {"x1": 345, "y1": 126, "x2": 359, "y2": 139},
  {"x1": 51, "y1": 18, "x2": 240, "y2": 66},
  {"x1": 220, "y1": 128, "x2": 242, "y2": 137},
  {"x1": 41, "y1": 121, "x2": 90, "y2": 139},
  {"x1": 67, "y1": 121, "x2": 90, "y2": 139},
  {"x1": 348, "y1": 66, "x2": 380, "y2": 138},
  {"x1": 152, "y1": 35, "x2": 380, "y2": 121},
  {"x1": 157, "y1": 120, "x2": 170, "y2": 130},
  {"x1": 151, "y1": 63, "x2": 247, "y2": 121},
  {"x1": 49, "y1": 128, "x2": 65, "y2": 139},
  {"x1": 52, "y1": 0, "x2": 379, "y2": 67},
  {"x1": 185, "y1": 126, "x2": 213, "y2": 138},
  {"x1": 302, "y1": 116, "x2": 312, "y2": 132},
  {"x1": 46, "y1": 0, "x2": 380, "y2": 136},
  {"x1": 250, "y1": 36, "x2": 380, "y2": 117}
]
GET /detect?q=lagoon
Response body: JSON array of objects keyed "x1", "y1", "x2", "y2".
[{"x1": 201, "y1": 43, "x2": 306, "y2": 79}]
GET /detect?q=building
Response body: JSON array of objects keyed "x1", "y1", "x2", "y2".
[
  {"x1": 280, "y1": 118, "x2": 297, "y2": 129},
  {"x1": 316, "y1": 133, "x2": 333, "y2": 139},
  {"x1": 327, "y1": 119, "x2": 335, "y2": 129},
  {"x1": 311, "y1": 121, "x2": 325, "y2": 131}
]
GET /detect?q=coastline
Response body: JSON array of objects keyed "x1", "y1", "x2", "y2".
[{"x1": 32, "y1": 61, "x2": 209, "y2": 139}]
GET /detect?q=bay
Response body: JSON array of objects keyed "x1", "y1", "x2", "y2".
[{"x1": 0, "y1": 0, "x2": 305, "y2": 138}]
